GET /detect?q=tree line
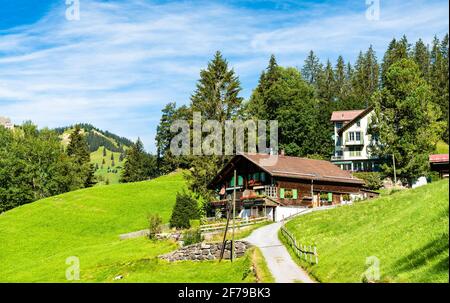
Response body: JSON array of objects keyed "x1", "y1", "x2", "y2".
[
  {"x1": 155, "y1": 34, "x2": 449, "y2": 206},
  {"x1": 0, "y1": 124, "x2": 95, "y2": 212}
]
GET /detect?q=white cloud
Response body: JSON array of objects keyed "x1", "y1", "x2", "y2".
[{"x1": 0, "y1": 0, "x2": 448, "y2": 151}]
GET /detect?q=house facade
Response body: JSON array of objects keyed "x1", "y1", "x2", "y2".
[
  {"x1": 330, "y1": 108, "x2": 382, "y2": 172},
  {"x1": 208, "y1": 153, "x2": 375, "y2": 221},
  {"x1": 0, "y1": 116, "x2": 13, "y2": 130}
]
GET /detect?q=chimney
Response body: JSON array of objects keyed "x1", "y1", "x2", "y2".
[{"x1": 280, "y1": 149, "x2": 285, "y2": 156}]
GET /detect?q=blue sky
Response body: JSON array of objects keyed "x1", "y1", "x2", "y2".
[{"x1": 0, "y1": 0, "x2": 448, "y2": 152}]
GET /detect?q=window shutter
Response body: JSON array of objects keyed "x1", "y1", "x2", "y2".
[
  {"x1": 260, "y1": 172, "x2": 266, "y2": 182},
  {"x1": 279, "y1": 188, "x2": 285, "y2": 199},
  {"x1": 238, "y1": 175, "x2": 244, "y2": 186},
  {"x1": 346, "y1": 132, "x2": 349, "y2": 143},
  {"x1": 230, "y1": 176, "x2": 235, "y2": 187},
  {"x1": 292, "y1": 189, "x2": 298, "y2": 199},
  {"x1": 328, "y1": 192, "x2": 333, "y2": 202}
]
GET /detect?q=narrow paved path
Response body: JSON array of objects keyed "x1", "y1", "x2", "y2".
[{"x1": 244, "y1": 221, "x2": 316, "y2": 283}]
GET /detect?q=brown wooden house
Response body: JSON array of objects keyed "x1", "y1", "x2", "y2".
[{"x1": 208, "y1": 153, "x2": 372, "y2": 221}]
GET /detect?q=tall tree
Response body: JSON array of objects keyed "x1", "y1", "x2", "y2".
[
  {"x1": 301, "y1": 50, "x2": 322, "y2": 85},
  {"x1": 191, "y1": 51, "x2": 243, "y2": 122},
  {"x1": 413, "y1": 38, "x2": 431, "y2": 79},
  {"x1": 381, "y1": 36, "x2": 410, "y2": 84},
  {"x1": 369, "y1": 58, "x2": 442, "y2": 182},
  {"x1": 67, "y1": 125, "x2": 95, "y2": 187},
  {"x1": 430, "y1": 35, "x2": 449, "y2": 142},
  {"x1": 120, "y1": 138, "x2": 156, "y2": 183},
  {"x1": 351, "y1": 46, "x2": 380, "y2": 108},
  {"x1": 246, "y1": 54, "x2": 281, "y2": 120}
]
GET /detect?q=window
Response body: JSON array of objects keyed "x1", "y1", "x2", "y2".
[
  {"x1": 349, "y1": 146, "x2": 362, "y2": 157},
  {"x1": 238, "y1": 175, "x2": 244, "y2": 186},
  {"x1": 356, "y1": 120, "x2": 361, "y2": 127},
  {"x1": 349, "y1": 132, "x2": 355, "y2": 141},
  {"x1": 356, "y1": 132, "x2": 361, "y2": 141},
  {"x1": 336, "y1": 122, "x2": 343, "y2": 129}
]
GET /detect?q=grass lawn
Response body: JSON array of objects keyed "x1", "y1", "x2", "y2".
[
  {"x1": 283, "y1": 180, "x2": 449, "y2": 283},
  {"x1": 0, "y1": 172, "x2": 263, "y2": 282}
]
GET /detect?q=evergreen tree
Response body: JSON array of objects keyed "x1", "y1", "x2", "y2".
[
  {"x1": 369, "y1": 59, "x2": 442, "y2": 182},
  {"x1": 301, "y1": 50, "x2": 322, "y2": 85},
  {"x1": 430, "y1": 35, "x2": 449, "y2": 142},
  {"x1": 381, "y1": 37, "x2": 410, "y2": 84},
  {"x1": 120, "y1": 138, "x2": 147, "y2": 183},
  {"x1": 413, "y1": 38, "x2": 431, "y2": 79},
  {"x1": 169, "y1": 191, "x2": 200, "y2": 229},
  {"x1": 246, "y1": 54, "x2": 281, "y2": 120},
  {"x1": 351, "y1": 46, "x2": 380, "y2": 108},
  {"x1": 191, "y1": 51, "x2": 243, "y2": 122},
  {"x1": 67, "y1": 125, "x2": 95, "y2": 187},
  {"x1": 103, "y1": 146, "x2": 107, "y2": 157}
]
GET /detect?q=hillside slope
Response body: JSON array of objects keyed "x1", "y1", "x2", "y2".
[
  {"x1": 284, "y1": 180, "x2": 449, "y2": 283},
  {"x1": 0, "y1": 172, "x2": 260, "y2": 282}
]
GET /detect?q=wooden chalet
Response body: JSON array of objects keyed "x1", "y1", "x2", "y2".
[{"x1": 208, "y1": 153, "x2": 372, "y2": 221}]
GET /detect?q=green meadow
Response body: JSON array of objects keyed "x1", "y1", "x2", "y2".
[
  {"x1": 0, "y1": 172, "x2": 262, "y2": 282},
  {"x1": 283, "y1": 180, "x2": 449, "y2": 283}
]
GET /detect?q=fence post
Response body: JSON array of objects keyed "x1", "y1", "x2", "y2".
[
  {"x1": 314, "y1": 246, "x2": 318, "y2": 264},
  {"x1": 304, "y1": 245, "x2": 307, "y2": 261},
  {"x1": 309, "y1": 245, "x2": 313, "y2": 262}
]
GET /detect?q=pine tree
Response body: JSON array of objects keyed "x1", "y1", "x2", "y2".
[
  {"x1": 102, "y1": 146, "x2": 107, "y2": 157},
  {"x1": 120, "y1": 138, "x2": 158, "y2": 182},
  {"x1": 302, "y1": 50, "x2": 322, "y2": 85},
  {"x1": 430, "y1": 34, "x2": 449, "y2": 142},
  {"x1": 67, "y1": 125, "x2": 95, "y2": 187},
  {"x1": 169, "y1": 191, "x2": 200, "y2": 229},
  {"x1": 413, "y1": 38, "x2": 431, "y2": 79},
  {"x1": 247, "y1": 54, "x2": 282, "y2": 120},
  {"x1": 382, "y1": 37, "x2": 410, "y2": 84},
  {"x1": 370, "y1": 58, "x2": 442, "y2": 182},
  {"x1": 191, "y1": 51, "x2": 243, "y2": 122}
]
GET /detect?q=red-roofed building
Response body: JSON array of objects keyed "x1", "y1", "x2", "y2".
[
  {"x1": 429, "y1": 154, "x2": 449, "y2": 178},
  {"x1": 208, "y1": 153, "x2": 376, "y2": 221}
]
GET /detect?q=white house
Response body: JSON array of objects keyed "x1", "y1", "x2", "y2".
[
  {"x1": 330, "y1": 108, "x2": 382, "y2": 172},
  {"x1": 0, "y1": 116, "x2": 13, "y2": 130}
]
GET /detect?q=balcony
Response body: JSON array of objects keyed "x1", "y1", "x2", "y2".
[
  {"x1": 344, "y1": 138, "x2": 364, "y2": 146},
  {"x1": 331, "y1": 155, "x2": 343, "y2": 161}
]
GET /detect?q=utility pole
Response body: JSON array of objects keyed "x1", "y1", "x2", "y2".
[
  {"x1": 231, "y1": 169, "x2": 236, "y2": 262},
  {"x1": 392, "y1": 154, "x2": 397, "y2": 187}
]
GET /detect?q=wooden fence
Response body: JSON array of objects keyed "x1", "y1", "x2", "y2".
[
  {"x1": 280, "y1": 226, "x2": 318, "y2": 264},
  {"x1": 200, "y1": 216, "x2": 269, "y2": 233}
]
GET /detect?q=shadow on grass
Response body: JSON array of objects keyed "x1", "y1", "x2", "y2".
[{"x1": 390, "y1": 234, "x2": 449, "y2": 279}]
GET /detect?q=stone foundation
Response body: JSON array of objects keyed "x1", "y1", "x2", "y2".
[{"x1": 159, "y1": 241, "x2": 251, "y2": 261}]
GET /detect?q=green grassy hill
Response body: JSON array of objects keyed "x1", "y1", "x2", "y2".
[
  {"x1": 0, "y1": 172, "x2": 257, "y2": 282},
  {"x1": 56, "y1": 124, "x2": 132, "y2": 185},
  {"x1": 91, "y1": 147, "x2": 125, "y2": 185},
  {"x1": 283, "y1": 180, "x2": 449, "y2": 283}
]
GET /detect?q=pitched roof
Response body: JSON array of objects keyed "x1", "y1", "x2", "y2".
[
  {"x1": 0, "y1": 116, "x2": 11, "y2": 124},
  {"x1": 330, "y1": 110, "x2": 365, "y2": 122},
  {"x1": 429, "y1": 154, "x2": 449, "y2": 163},
  {"x1": 337, "y1": 107, "x2": 373, "y2": 135},
  {"x1": 208, "y1": 153, "x2": 364, "y2": 188}
]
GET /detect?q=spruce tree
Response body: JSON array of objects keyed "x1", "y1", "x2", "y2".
[
  {"x1": 191, "y1": 51, "x2": 243, "y2": 122},
  {"x1": 169, "y1": 191, "x2": 200, "y2": 229},
  {"x1": 370, "y1": 59, "x2": 442, "y2": 182},
  {"x1": 67, "y1": 125, "x2": 95, "y2": 187},
  {"x1": 302, "y1": 50, "x2": 322, "y2": 85}
]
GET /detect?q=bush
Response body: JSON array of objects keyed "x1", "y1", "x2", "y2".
[
  {"x1": 189, "y1": 219, "x2": 201, "y2": 228},
  {"x1": 342, "y1": 194, "x2": 351, "y2": 201},
  {"x1": 148, "y1": 214, "x2": 163, "y2": 239},
  {"x1": 170, "y1": 191, "x2": 200, "y2": 229},
  {"x1": 353, "y1": 172, "x2": 383, "y2": 190},
  {"x1": 183, "y1": 228, "x2": 203, "y2": 246}
]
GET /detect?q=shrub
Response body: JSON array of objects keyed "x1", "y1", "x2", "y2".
[
  {"x1": 189, "y1": 219, "x2": 201, "y2": 228},
  {"x1": 353, "y1": 172, "x2": 383, "y2": 190},
  {"x1": 170, "y1": 191, "x2": 200, "y2": 229},
  {"x1": 183, "y1": 228, "x2": 203, "y2": 246},
  {"x1": 342, "y1": 194, "x2": 351, "y2": 201},
  {"x1": 148, "y1": 214, "x2": 163, "y2": 239}
]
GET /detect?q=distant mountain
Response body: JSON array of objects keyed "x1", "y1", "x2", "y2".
[{"x1": 54, "y1": 123, "x2": 133, "y2": 153}]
